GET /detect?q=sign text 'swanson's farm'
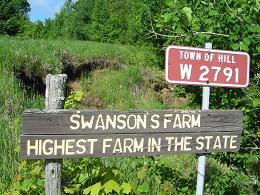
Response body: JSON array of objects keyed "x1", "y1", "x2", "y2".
[{"x1": 21, "y1": 110, "x2": 243, "y2": 159}]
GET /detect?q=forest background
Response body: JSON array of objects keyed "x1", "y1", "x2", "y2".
[{"x1": 0, "y1": 0, "x2": 259, "y2": 194}]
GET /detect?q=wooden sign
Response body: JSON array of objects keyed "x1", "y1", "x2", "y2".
[
  {"x1": 165, "y1": 45, "x2": 250, "y2": 87},
  {"x1": 21, "y1": 109, "x2": 243, "y2": 159}
]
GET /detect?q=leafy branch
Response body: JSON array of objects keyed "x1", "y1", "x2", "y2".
[
  {"x1": 148, "y1": 12, "x2": 229, "y2": 39},
  {"x1": 224, "y1": 0, "x2": 243, "y2": 22}
]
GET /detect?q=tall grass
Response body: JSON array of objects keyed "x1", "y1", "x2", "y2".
[
  {"x1": 0, "y1": 36, "x2": 255, "y2": 194},
  {"x1": 0, "y1": 36, "x2": 161, "y2": 76},
  {"x1": 80, "y1": 66, "x2": 165, "y2": 111},
  {"x1": 0, "y1": 68, "x2": 44, "y2": 189},
  {"x1": 0, "y1": 36, "x2": 162, "y2": 191}
]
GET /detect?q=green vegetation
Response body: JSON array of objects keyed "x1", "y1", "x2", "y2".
[
  {"x1": 1, "y1": 35, "x2": 258, "y2": 194},
  {"x1": 0, "y1": 36, "x2": 162, "y2": 192},
  {"x1": 0, "y1": 36, "x2": 161, "y2": 75},
  {"x1": 80, "y1": 66, "x2": 165, "y2": 110},
  {"x1": 0, "y1": 0, "x2": 30, "y2": 36},
  {"x1": 0, "y1": 0, "x2": 259, "y2": 194}
]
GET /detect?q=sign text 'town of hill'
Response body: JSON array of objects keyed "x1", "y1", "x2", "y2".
[
  {"x1": 21, "y1": 110, "x2": 243, "y2": 159},
  {"x1": 165, "y1": 46, "x2": 250, "y2": 87}
]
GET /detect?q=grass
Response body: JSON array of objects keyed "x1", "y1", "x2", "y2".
[
  {"x1": 0, "y1": 36, "x2": 255, "y2": 194},
  {"x1": 0, "y1": 36, "x2": 161, "y2": 76},
  {"x1": 0, "y1": 69, "x2": 44, "y2": 190},
  {"x1": 0, "y1": 36, "x2": 163, "y2": 191},
  {"x1": 79, "y1": 66, "x2": 165, "y2": 111}
]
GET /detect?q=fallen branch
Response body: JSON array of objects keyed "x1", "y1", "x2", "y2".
[
  {"x1": 148, "y1": 29, "x2": 186, "y2": 38},
  {"x1": 148, "y1": 29, "x2": 229, "y2": 38},
  {"x1": 193, "y1": 31, "x2": 229, "y2": 37}
]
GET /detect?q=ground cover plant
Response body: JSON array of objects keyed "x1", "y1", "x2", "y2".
[
  {"x1": 0, "y1": 36, "x2": 161, "y2": 192},
  {"x1": 0, "y1": 36, "x2": 258, "y2": 194},
  {"x1": 1, "y1": 0, "x2": 260, "y2": 193}
]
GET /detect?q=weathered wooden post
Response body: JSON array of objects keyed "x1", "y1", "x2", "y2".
[{"x1": 45, "y1": 74, "x2": 67, "y2": 195}]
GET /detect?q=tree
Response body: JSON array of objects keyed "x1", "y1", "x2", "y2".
[
  {"x1": 0, "y1": 0, "x2": 30, "y2": 36},
  {"x1": 70, "y1": 0, "x2": 93, "y2": 40},
  {"x1": 39, "y1": 0, "x2": 162, "y2": 45},
  {"x1": 149, "y1": 0, "x2": 260, "y2": 184}
]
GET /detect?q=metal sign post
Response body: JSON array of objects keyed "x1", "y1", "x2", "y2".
[
  {"x1": 196, "y1": 43, "x2": 212, "y2": 195},
  {"x1": 165, "y1": 42, "x2": 250, "y2": 194}
]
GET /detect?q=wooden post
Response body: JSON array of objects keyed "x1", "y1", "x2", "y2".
[{"x1": 45, "y1": 74, "x2": 67, "y2": 195}]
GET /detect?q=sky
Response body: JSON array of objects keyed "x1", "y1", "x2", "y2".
[{"x1": 28, "y1": 0, "x2": 65, "y2": 22}]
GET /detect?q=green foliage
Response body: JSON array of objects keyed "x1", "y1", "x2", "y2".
[
  {"x1": 205, "y1": 158, "x2": 254, "y2": 194},
  {"x1": 0, "y1": 36, "x2": 160, "y2": 192},
  {"x1": 253, "y1": 98, "x2": 260, "y2": 107},
  {"x1": 22, "y1": 20, "x2": 49, "y2": 39},
  {"x1": 62, "y1": 158, "x2": 133, "y2": 195},
  {"x1": 150, "y1": 2, "x2": 260, "y2": 191},
  {"x1": 153, "y1": 0, "x2": 259, "y2": 73},
  {"x1": 64, "y1": 90, "x2": 84, "y2": 109},
  {"x1": 0, "y1": 0, "x2": 30, "y2": 36},
  {"x1": 22, "y1": 0, "x2": 163, "y2": 46},
  {"x1": 81, "y1": 66, "x2": 165, "y2": 111},
  {"x1": 6, "y1": 160, "x2": 44, "y2": 194},
  {"x1": 135, "y1": 160, "x2": 163, "y2": 194},
  {"x1": 182, "y1": 7, "x2": 193, "y2": 24},
  {"x1": 0, "y1": 36, "x2": 161, "y2": 76},
  {"x1": 0, "y1": 62, "x2": 44, "y2": 191},
  {"x1": 107, "y1": 155, "x2": 254, "y2": 194},
  {"x1": 1, "y1": 0, "x2": 259, "y2": 192},
  {"x1": 83, "y1": 179, "x2": 128, "y2": 194},
  {"x1": 207, "y1": 75, "x2": 260, "y2": 184}
]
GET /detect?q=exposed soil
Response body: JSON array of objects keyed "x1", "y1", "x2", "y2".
[
  {"x1": 141, "y1": 69, "x2": 188, "y2": 108},
  {"x1": 61, "y1": 52, "x2": 126, "y2": 81},
  {"x1": 81, "y1": 95, "x2": 104, "y2": 109},
  {"x1": 15, "y1": 55, "x2": 126, "y2": 95},
  {"x1": 159, "y1": 88, "x2": 188, "y2": 108},
  {"x1": 15, "y1": 54, "x2": 188, "y2": 108},
  {"x1": 16, "y1": 69, "x2": 46, "y2": 95}
]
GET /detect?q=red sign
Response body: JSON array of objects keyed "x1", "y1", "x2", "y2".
[{"x1": 165, "y1": 46, "x2": 250, "y2": 88}]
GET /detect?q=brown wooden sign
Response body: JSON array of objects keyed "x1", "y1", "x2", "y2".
[{"x1": 21, "y1": 109, "x2": 243, "y2": 159}]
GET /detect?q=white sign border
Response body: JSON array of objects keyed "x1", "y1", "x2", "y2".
[{"x1": 165, "y1": 45, "x2": 250, "y2": 88}]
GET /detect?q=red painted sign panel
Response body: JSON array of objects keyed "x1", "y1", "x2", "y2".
[{"x1": 165, "y1": 46, "x2": 250, "y2": 88}]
